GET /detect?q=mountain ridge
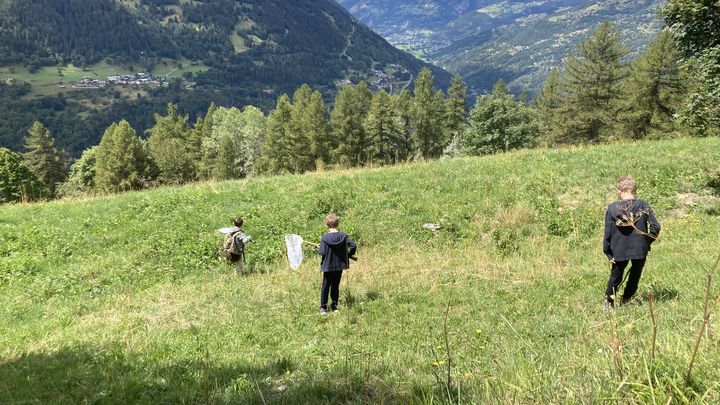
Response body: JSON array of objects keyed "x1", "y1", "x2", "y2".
[{"x1": 338, "y1": 0, "x2": 664, "y2": 93}]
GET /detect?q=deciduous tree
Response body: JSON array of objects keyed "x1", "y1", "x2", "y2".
[{"x1": 463, "y1": 80, "x2": 541, "y2": 155}]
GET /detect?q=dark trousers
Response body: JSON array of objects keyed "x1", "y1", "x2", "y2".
[
  {"x1": 605, "y1": 258, "x2": 646, "y2": 303},
  {"x1": 320, "y1": 270, "x2": 343, "y2": 310}
]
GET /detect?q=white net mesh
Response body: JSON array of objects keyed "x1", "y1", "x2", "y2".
[{"x1": 285, "y1": 234, "x2": 304, "y2": 270}]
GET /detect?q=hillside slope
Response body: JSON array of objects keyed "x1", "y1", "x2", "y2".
[
  {"x1": 339, "y1": 0, "x2": 664, "y2": 93},
  {"x1": 2, "y1": 138, "x2": 720, "y2": 403},
  {"x1": 0, "y1": 0, "x2": 450, "y2": 155}
]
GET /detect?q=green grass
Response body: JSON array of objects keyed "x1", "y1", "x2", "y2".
[{"x1": 1, "y1": 138, "x2": 720, "y2": 403}]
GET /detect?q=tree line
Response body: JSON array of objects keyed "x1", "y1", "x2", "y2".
[{"x1": 2, "y1": 10, "x2": 718, "y2": 204}]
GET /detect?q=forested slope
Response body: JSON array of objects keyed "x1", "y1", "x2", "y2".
[{"x1": 0, "y1": 0, "x2": 449, "y2": 155}]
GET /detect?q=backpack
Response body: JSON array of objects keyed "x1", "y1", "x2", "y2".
[{"x1": 220, "y1": 231, "x2": 242, "y2": 260}]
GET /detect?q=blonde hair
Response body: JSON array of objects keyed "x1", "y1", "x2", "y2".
[
  {"x1": 325, "y1": 214, "x2": 339, "y2": 228},
  {"x1": 616, "y1": 176, "x2": 637, "y2": 194}
]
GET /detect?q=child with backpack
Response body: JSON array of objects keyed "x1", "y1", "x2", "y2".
[
  {"x1": 316, "y1": 214, "x2": 357, "y2": 315},
  {"x1": 603, "y1": 176, "x2": 661, "y2": 309},
  {"x1": 221, "y1": 217, "x2": 253, "y2": 275}
]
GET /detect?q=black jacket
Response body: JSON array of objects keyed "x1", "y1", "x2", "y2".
[
  {"x1": 317, "y1": 231, "x2": 357, "y2": 272},
  {"x1": 603, "y1": 199, "x2": 661, "y2": 261}
]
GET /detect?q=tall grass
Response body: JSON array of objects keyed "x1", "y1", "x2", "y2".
[{"x1": 1, "y1": 138, "x2": 719, "y2": 403}]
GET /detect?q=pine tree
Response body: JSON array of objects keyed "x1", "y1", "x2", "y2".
[
  {"x1": 559, "y1": 21, "x2": 627, "y2": 143},
  {"x1": 307, "y1": 90, "x2": 329, "y2": 165},
  {"x1": 288, "y1": 85, "x2": 326, "y2": 172},
  {"x1": 463, "y1": 80, "x2": 541, "y2": 156},
  {"x1": 444, "y1": 75, "x2": 469, "y2": 156},
  {"x1": 95, "y1": 120, "x2": 148, "y2": 193},
  {"x1": 620, "y1": 30, "x2": 685, "y2": 138},
  {"x1": 391, "y1": 90, "x2": 415, "y2": 162},
  {"x1": 330, "y1": 82, "x2": 373, "y2": 166},
  {"x1": 533, "y1": 67, "x2": 563, "y2": 140},
  {"x1": 22, "y1": 121, "x2": 67, "y2": 196},
  {"x1": 412, "y1": 68, "x2": 446, "y2": 159},
  {"x1": 0, "y1": 147, "x2": 47, "y2": 203},
  {"x1": 364, "y1": 90, "x2": 402, "y2": 164},
  {"x1": 147, "y1": 104, "x2": 194, "y2": 184},
  {"x1": 263, "y1": 94, "x2": 294, "y2": 173},
  {"x1": 195, "y1": 102, "x2": 218, "y2": 179},
  {"x1": 214, "y1": 132, "x2": 236, "y2": 180}
]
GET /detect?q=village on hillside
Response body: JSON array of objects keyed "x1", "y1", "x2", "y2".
[
  {"x1": 335, "y1": 64, "x2": 412, "y2": 94},
  {"x1": 68, "y1": 72, "x2": 163, "y2": 89}
]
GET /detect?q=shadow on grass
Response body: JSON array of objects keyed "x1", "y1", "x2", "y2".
[
  {"x1": 643, "y1": 285, "x2": 680, "y2": 302},
  {"x1": 0, "y1": 345, "x2": 407, "y2": 404}
]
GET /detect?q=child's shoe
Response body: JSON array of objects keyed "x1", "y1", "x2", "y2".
[{"x1": 319, "y1": 308, "x2": 327, "y2": 315}]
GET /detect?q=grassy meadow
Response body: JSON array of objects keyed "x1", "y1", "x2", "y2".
[{"x1": 1, "y1": 138, "x2": 720, "y2": 403}]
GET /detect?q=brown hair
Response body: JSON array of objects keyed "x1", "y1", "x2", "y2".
[
  {"x1": 324, "y1": 214, "x2": 339, "y2": 228},
  {"x1": 616, "y1": 176, "x2": 637, "y2": 194},
  {"x1": 233, "y1": 217, "x2": 244, "y2": 227}
]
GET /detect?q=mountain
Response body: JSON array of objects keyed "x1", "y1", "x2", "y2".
[
  {"x1": 338, "y1": 0, "x2": 665, "y2": 93},
  {"x1": 0, "y1": 0, "x2": 450, "y2": 155}
]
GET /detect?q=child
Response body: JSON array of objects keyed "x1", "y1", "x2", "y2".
[
  {"x1": 603, "y1": 176, "x2": 661, "y2": 309},
  {"x1": 316, "y1": 214, "x2": 357, "y2": 315},
  {"x1": 227, "y1": 217, "x2": 253, "y2": 275}
]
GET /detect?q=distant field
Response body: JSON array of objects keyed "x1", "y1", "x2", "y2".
[
  {"x1": 0, "y1": 60, "x2": 209, "y2": 97},
  {"x1": 1, "y1": 138, "x2": 719, "y2": 403}
]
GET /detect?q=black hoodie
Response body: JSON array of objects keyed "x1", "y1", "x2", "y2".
[
  {"x1": 317, "y1": 231, "x2": 357, "y2": 272},
  {"x1": 603, "y1": 198, "x2": 661, "y2": 261}
]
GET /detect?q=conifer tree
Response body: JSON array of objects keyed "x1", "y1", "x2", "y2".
[
  {"x1": 214, "y1": 132, "x2": 236, "y2": 180},
  {"x1": 0, "y1": 147, "x2": 47, "y2": 203},
  {"x1": 533, "y1": 67, "x2": 563, "y2": 139},
  {"x1": 95, "y1": 120, "x2": 148, "y2": 193},
  {"x1": 288, "y1": 85, "x2": 327, "y2": 171},
  {"x1": 147, "y1": 104, "x2": 194, "y2": 184},
  {"x1": 391, "y1": 90, "x2": 415, "y2": 162},
  {"x1": 558, "y1": 21, "x2": 627, "y2": 143},
  {"x1": 463, "y1": 80, "x2": 541, "y2": 155},
  {"x1": 412, "y1": 68, "x2": 446, "y2": 159},
  {"x1": 444, "y1": 75, "x2": 469, "y2": 156},
  {"x1": 620, "y1": 30, "x2": 685, "y2": 138},
  {"x1": 22, "y1": 121, "x2": 67, "y2": 196},
  {"x1": 364, "y1": 90, "x2": 402, "y2": 164},
  {"x1": 263, "y1": 94, "x2": 294, "y2": 173},
  {"x1": 330, "y1": 82, "x2": 373, "y2": 166},
  {"x1": 307, "y1": 90, "x2": 329, "y2": 165},
  {"x1": 195, "y1": 102, "x2": 218, "y2": 179}
]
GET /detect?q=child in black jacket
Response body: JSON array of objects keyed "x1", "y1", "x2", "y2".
[
  {"x1": 603, "y1": 176, "x2": 661, "y2": 309},
  {"x1": 317, "y1": 214, "x2": 357, "y2": 315}
]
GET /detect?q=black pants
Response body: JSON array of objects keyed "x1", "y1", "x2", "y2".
[
  {"x1": 605, "y1": 258, "x2": 646, "y2": 303},
  {"x1": 320, "y1": 270, "x2": 343, "y2": 310}
]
